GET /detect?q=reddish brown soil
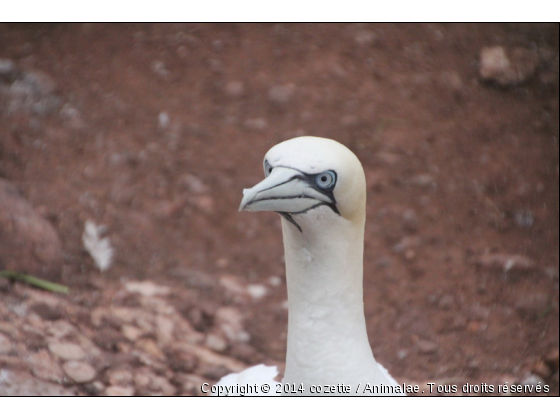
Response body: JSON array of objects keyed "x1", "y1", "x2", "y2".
[{"x1": 0, "y1": 23, "x2": 558, "y2": 395}]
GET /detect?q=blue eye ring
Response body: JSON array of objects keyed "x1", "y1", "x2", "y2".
[
  {"x1": 264, "y1": 160, "x2": 273, "y2": 177},
  {"x1": 315, "y1": 170, "x2": 336, "y2": 190}
]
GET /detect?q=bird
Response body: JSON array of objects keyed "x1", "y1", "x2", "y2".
[{"x1": 215, "y1": 136, "x2": 403, "y2": 396}]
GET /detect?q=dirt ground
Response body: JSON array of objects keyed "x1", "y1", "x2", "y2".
[{"x1": 0, "y1": 23, "x2": 558, "y2": 396}]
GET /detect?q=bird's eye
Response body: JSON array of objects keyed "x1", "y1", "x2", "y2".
[
  {"x1": 263, "y1": 160, "x2": 273, "y2": 177},
  {"x1": 315, "y1": 170, "x2": 336, "y2": 190}
]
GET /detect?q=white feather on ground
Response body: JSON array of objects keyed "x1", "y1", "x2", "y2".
[{"x1": 82, "y1": 220, "x2": 114, "y2": 272}]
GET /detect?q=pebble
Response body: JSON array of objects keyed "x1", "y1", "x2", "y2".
[
  {"x1": 105, "y1": 385, "x2": 135, "y2": 396},
  {"x1": 224, "y1": 80, "x2": 245, "y2": 97},
  {"x1": 244, "y1": 117, "x2": 268, "y2": 131},
  {"x1": 62, "y1": 360, "x2": 96, "y2": 383},
  {"x1": 268, "y1": 83, "x2": 295, "y2": 104},
  {"x1": 520, "y1": 373, "x2": 544, "y2": 387},
  {"x1": 475, "y1": 253, "x2": 536, "y2": 272},
  {"x1": 0, "y1": 332, "x2": 13, "y2": 354},
  {"x1": 107, "y1": 368, "x2": 134, "y2": 386},
  {"x1": 205, "y1": 333, "x2": 228, "y2": 352},
  {"x1": 48, "y1": 341, "x2": 85, "y2": 360},
  {"x1": 247, "y1": 284, "x2": 267, "y2": 300},
  {"x1": 479, "y1": 45, "x2": 540, "y2": 86},
  {"x1": 416, "y1": 339, "x2": 439, "y2": 354},
  {"x1": 27, "y1": 350, "x2": 64, "y2": 382},
  {"x1": 125, "y1": 281, "x2": 170, "y2": 297},
  {"x1": 215, "y1": 307, "x2": 250, "y2": 343}
]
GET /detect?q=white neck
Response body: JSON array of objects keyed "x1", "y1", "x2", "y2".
[{"x1": 280, "y1": 209, "x2": 388, "y2": 389}]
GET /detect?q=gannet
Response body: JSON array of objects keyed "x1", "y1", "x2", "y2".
[{"x1": 216, "y1": 136, "x2": 402, "y2": 396}]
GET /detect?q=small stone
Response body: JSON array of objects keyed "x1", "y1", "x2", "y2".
[
  {"x1": 354, "y1": 30, "x2": 377, "y2": 46},
  {"x1": 83, "y1": 381, "x2": 105, "y2": 396},
  {"x1": 247, "y1": 284, "x2": 267, "y2": 300},
  {"x1": 48, "y1": 341, "x2": 85, "y2": 360},
  {"x1": 479, "y1": 45, "x2": 540, "y2": 86},
  {"x1": 438, "y1": 294, "x2": 455, "y2": 309},
  {"x1": 122, "y1": 324, "x2": 143, "y2": 342},
  {"x1": 105, "y1": 385, "x2": 135, "y2": 396},
  {"x1": 148, "y1": 375, "x2": 176, "y2": 395},
  {"x1": 411, "y1": 173, "x2": 436, "y2": 189},
  {"x1": 0, "y1": 332, "x2": 13, "y2": 354},
  {"x1": 475, "y1": 253, "x2": 536, "y2": 272},
  {"x1": 244, "y1": 118, "x2": 268, "y2": 131},
  {"x1": 47, "y1": 320, "x2": 76, "y2": 339},
  {"x1": 269, "y1": 276, "x2": 282, "y2": 287},
  {"x1": 125, "y1": 280, "x2": 170, "y2": 297},
  {"x1": 107, "y1": 369, "x2": 134, "y2": 386},
  {"x1": 158, "y1": 111, "x2": 170, "y2": 129},
  {"x1": 205, "y1": 333, "x2": 228, "y2": 352},
  {"x1": 520, "y1": 373, "x2": 544, "y2": 387},
  {"x1": 27, "y1": 350, "x2": 64, "y2": 382},
  {"x1": 62, "y1": 360, "x2": 96, "y2": 383},
  {"x1": 268, "y1": 83, "x2": 295, "y2": 104},
  {"x1": 416, "y1": 339, "x2": 438, "y2": 354},
  {"x1": 135, "y1": 338, "x2": 165, "y2": 360},
  {"x1": 224, "y1": 81, "x2": 244, "y2": 97},
  {"x1": 215, "y1": 307, "x2": 250, "y2": 343}
]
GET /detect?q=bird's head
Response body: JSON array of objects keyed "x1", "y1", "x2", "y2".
[{"x1": 239, "y1": 136, "x2": 366, "y2": 232}]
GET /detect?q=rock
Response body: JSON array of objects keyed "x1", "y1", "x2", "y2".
[
  {"x1": 135, "y1": 338, "x2": 165, "y2": 360},
  {"x1": 125, "y1": 281, "x2": 170, "y2": 297},
  {"x1": 520, "y1": 373, "x2": 544, "y2": 387},
  {"x1": 475, "y1": 253, "x2": 536, "y2": 272},
  {"x1": 215, "y1": 306, "x2": 250, "y2": 343},
  {"x1": 205, "y1": 333, "x2": 228, "y2": 352},
  {"x1": 0, "y1": 60, "x2": 61, "y2": 115},
  {"x1": 82, "y1": 381, "x2": 105, "y2": 396},
  {"x1": 62, "y1": 360, "x2": 96, "y2": 383},
  {"x1": 416, "y1": 339, "x2": 438, "y2": 354},
  {"x1": 0, "y1": 369, "x2": 75, "y2": 396},
  {"x1": 410, "y1": 173, "x2": 436, "y2": 189},
  {"x1": 247, "y1": 284, "x2": 267, "y2": 300},
  {"x1": 268, "y1": 83, "x2": 295, "y2": 104},
  {"x1": 27, "y1": 349, "x2": 64, "y2": 382},
  {"x1": 219, "y1": 275, "x2": 250, "y2": 302},
  {"x1": 0, "y1": 179, "x2": 63, "y2": 280},
  {"x1": 47, "y1": 320, "x2": 76, "y2": 339},
  {"x1": 479, "y1": 46, "x2": 540, "y2": 86},
  {"x1": 393, "y1": 236, "x2": 421, "y2": 254},
  {"x1": 107, "y1": 369, "x2": 134, "y2": 386},
  {"x1": 155, "y1": 315, "x2": 175, "y2": 346},
  {"x1": 354, "y1": 30, "x2": 377, "y2": 46},
  {"x1": 105, "y1": 385, "x2": 135, "y2": 396},
  {"x1": 147, "y1": 374, "x2": 176, "y2": 395},
  {"x1": 244, "y1": 117, "x2": 268, "y2": 131},
  {"x1": 0, "y1": 333, "x2": 13, "y2": 354},
  {"x1": 48, "y1": 341, "x2": 85, "y2": 360},
  {"x1": 122, "y1": 324, "x2": 143, "y2": 342},
  {"x1": 224, "y1": 80, "x2": 245, "y2": 97}
]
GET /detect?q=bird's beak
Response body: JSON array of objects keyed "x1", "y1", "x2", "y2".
[{"x1": 239, "y1": 167, "x2": 333, "y2": 213}]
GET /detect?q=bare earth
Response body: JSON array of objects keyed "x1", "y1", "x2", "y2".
[{"x1": 0, "y1": 23, "x2": 558, "y2": 396}]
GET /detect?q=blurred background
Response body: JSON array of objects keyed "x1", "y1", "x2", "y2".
[{"x1": 0, "y1": 23, "x2": 558, "y2": 395}]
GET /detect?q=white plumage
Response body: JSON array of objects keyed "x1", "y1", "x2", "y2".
[{"x1": 216, "y1": 136, "x2": 402, "y2": 395}]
